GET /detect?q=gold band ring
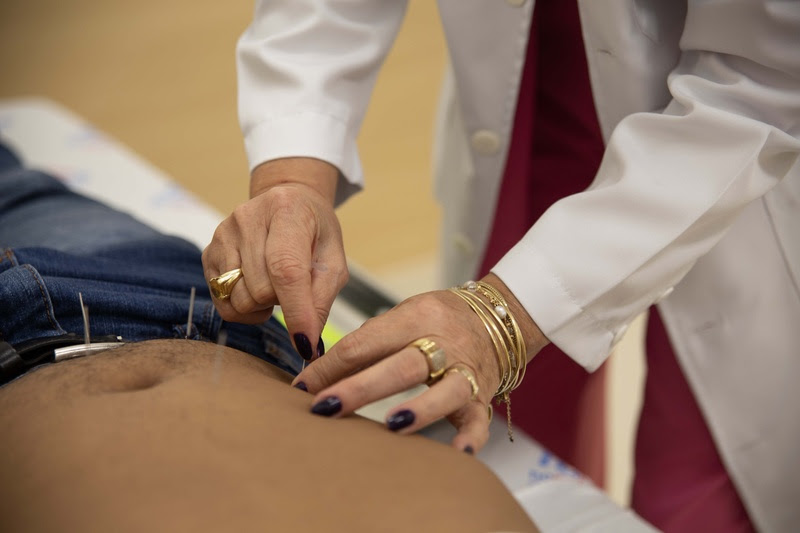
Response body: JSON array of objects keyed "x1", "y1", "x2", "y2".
[
  {"x1": 408, "y1": 338, "x2": 446, "y2": 384},
  {"x1": 208, "y1": 268, "x2": 244, "y2": 300},
  {"x1": 446, "y1": 363, "x2": 480, "y2": 401}
]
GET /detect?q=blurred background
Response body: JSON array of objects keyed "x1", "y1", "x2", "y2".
[
  {"x1": 0, "y1": 0, "x2": 645, "y2": 509},
  {"x1": 0, "y1": 0, "x2": 446, "y2": 293}
]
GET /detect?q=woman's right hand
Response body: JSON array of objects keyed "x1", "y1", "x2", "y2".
[{"x1": 202, "y1": 157, "x2": 348, "y2": 361}]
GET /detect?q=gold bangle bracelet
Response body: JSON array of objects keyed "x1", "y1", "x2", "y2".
[
  {"x1": 455, "y1": 288, "x2": 519, "y2": 396},
  {"x1": 475, "y1": 282, "x2": 525, "y2": 364},
  {"x1": 471, "y1": 281, "x2": 527, "y2": 392},
  {"x1": 449, "y1": 288, "x2": 510, "y2": 388},
  {"x1": 455, "y1": 281, "x2": 532, "y2": 442},
  {"x1": 451, "y1": 288, "x2": 515, "y2": 389}
]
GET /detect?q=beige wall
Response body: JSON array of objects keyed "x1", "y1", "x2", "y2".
[{"x1": 0, "y1": 0, "x2": 446, "y2": 274}]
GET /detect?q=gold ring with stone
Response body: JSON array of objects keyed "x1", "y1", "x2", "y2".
[
  {"x1": 446, "y1": 363, "x2": 480, "y2": 401},
  {"x1": 208, "y1": 268, "x2": 244, "y2": 300},
  {"x1": 408, "y1": 338, "x2": 446, "y2": 384}
]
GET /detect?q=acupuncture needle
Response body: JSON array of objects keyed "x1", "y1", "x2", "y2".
[
  {"x1": 186, "y1": 287, "x2": 196, "y2": 339},
  {"x1": 78, "y1": 292, "x2": 90, "y2": 348},
  {"x1": 212, "y1": 330, "x2": 227, "y2": 385},
  {"x1": 53, "y1": 293, "x2": 125, "y2": 362},
  {"x1": 205, "y1": 330, "x2": 227, "y2": 433}
]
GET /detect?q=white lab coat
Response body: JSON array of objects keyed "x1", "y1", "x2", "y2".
[{"x1": 237, "y1": 1, "x2": 800, "y2": 530}]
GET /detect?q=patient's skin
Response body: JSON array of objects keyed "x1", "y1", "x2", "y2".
[{"x1": 0, "y1": 339, "x2": 537, "y2": 533}]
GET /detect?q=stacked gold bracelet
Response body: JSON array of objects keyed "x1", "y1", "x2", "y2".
[{"x1": 449, "y1": 280, "x2": 527, "y2": 441}]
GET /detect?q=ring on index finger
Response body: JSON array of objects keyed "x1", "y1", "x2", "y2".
[
  {"x1": 208, "y1": 268, "x2": 244, "y2": 300},
  {"x1": 408, "y1": 338, "x2": 446, "y2": 384}
]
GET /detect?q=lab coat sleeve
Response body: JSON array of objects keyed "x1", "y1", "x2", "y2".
[
  {"x1": 493, "y1": 0, "x2": 800, "y2": 370},
  {"x1": 236, "y1": 0, "x2": 408, "y2": 206}
]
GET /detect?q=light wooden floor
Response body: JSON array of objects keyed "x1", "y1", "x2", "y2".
[{"x1": 0, "y1": 0, "x2": 645, "y2": 509}]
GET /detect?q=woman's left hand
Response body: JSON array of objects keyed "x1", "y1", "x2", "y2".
[{"x1": 291, "y1": 273, "x2": 548, "y2": 453}]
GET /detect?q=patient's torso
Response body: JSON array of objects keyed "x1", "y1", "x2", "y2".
[{"x1": 0, "y1": 339, "x2": 537, "y2": 532}]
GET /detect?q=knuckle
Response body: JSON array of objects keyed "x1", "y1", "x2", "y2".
[
  {"x1": 332, "y1": 335, "x2": 365, "y2": 366},
  {"x1": 210, "y1": 220, "x2": 229, "y2": 243},
  {"x1": 267, "y1": 187, "x2": 295, "y2": 210},
  {"x1": 308, "y1": 359, "x2": 352, "y2": 394},
  {"x1": 406, "y1": 294, "x2": 449, "y2": 325},
  {"x1": 249, "y1": 282, "x2": 275, "y2": 305},
  {"x1": 306, "y1": 362, "x2": 336, "y2": 390},
  {"x1": 315, "y1": 304, "x2": 331, "y2": 329},
  {"x1": 230, "y1": 203, "x2": 253, "y2": 228},
  {"x1": 267, "y1": 253, "x2": 309, "y2": 286},
  {"x1": 337, "y1": 265, "x2": 350, "y2": 289},
  {"x1": 397, "y1": 351, "x2": 426, "y2": 383},
  {"x1": 229, "y1": 295, "x2": 255, "y2": 315},
  {"x1": 342, "y1": 378, "x2": 371, "y2": 406},
  {"x1": 269, "y1": 189, "x2": 316, "y2": 226}
]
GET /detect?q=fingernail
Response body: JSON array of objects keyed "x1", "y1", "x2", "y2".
[
  {"x1": 386, "y1": 409, "x2": 415, "y2": 431},
  {"x1": 311, "y1": 396, "x2": 341, "y2": 416},
  {"x1": 464, "y1": 445, "x2": 475, "y2": 455},
  {"x1": 317, "y1": 336, "x2": 325, "y2": 358},
  {"x1": 294, "y1": 381, "x2": 308, "y2": 392},
  {"x1": 294, "y1": 333, "x2": 313, "y2": 360}
]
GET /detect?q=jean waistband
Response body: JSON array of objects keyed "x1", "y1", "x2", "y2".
[{"x1": 0, "y1": 247, "x2": 302, "y2": 378}]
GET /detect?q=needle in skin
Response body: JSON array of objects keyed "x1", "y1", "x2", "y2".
[
  {"x1": 205, "y1": 330, "x2": 227, "y2": 433},
  {"x1": 186, "y1": 287, "x2": 196, "y2": 339},
  {"x1": 212, "y1": 330, "x2": 227, "y2": 385}
]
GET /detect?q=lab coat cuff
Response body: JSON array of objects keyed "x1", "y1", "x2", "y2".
[
  {"x1": 492, "y1": 243, "x2": 616, "y2": 372},
  {"x1": 243, "y1": 112, "x2": 364, "y2": 207}
]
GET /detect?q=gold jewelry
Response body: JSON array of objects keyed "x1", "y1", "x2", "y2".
[
  {"x1": 208, "y1": 268, "x2": 244, "y2": 300},
  {"x1": 451, "y1": 281, "x2": 529, "y2": 442},
  {"x1": 408, "y1": 338, "x2": 446, "y2": 384},
  {"x1": 474, "y1": 281, "x2": 527, "y2": 390},
  {"x1": 446, "y1": 363, "x2": 479, "y2": 401},
  {"x1": 449, "y1": 289, "x2": 510, "y2": 386}
]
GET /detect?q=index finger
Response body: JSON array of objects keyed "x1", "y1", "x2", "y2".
[{"x1": 265, "y1": 203, "x2": 320, "y2": 360}]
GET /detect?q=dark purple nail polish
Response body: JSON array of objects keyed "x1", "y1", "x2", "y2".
[
  {"x1": 311, "y1": 396, "x2": 342, "y2": 416},
  {"x1": 294, "y1": 381, "x2": 308, "y2": 392},
  {"x1": 317, "y1": 336, "x2": 325, "y2": 358},
  {"x1": 464, "y1": 445, "x2": 475, "y2": 455},
  {"x1": 294, "y1": 333, "x2": 313, "y2": 360},
  {"x1": 386, "y1": 409, "x2": 415, "y2": 431}
]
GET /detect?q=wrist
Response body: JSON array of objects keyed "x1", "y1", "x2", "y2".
[
  {"x1": 250, "y1": 157, "x2": 339, "y2": 206},
  {"x1": 480, "y1": 273, "x2": 549, "y2": 362}
]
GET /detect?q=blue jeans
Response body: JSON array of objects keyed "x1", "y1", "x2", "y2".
[{"x1": 0, "y1": 143, "x2": 302, "y2": 379}]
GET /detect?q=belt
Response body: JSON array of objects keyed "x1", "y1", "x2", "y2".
[{"x1": 0, "y1": 333, "x2": 126, "y2": 386}]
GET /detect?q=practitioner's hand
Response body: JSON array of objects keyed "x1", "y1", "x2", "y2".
[
  {"x1": 202, "y1": 158, "x2": 348, "y2": 361},
  {"x1": 292, "y1": 273, "x2": 549, "y2": 452}
]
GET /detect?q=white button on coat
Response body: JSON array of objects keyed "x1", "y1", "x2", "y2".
[{"x1": 470, "y1": 129, "x2": 501, "y2": 156}]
